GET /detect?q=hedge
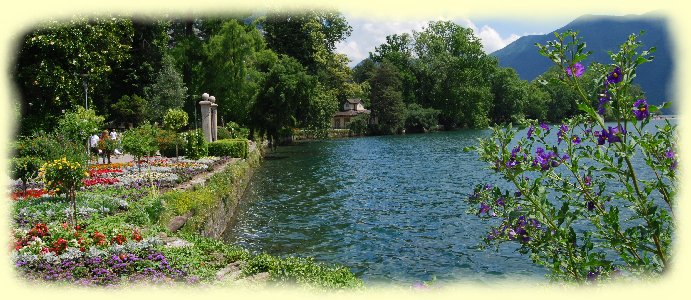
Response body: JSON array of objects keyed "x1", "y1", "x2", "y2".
[{"x1": 208, "y1": 139, "x2": 249, "y2": 159}]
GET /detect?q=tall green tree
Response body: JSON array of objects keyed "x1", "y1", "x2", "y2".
[
  {"x1": 369, "y1": 60, "x2": 405, "y2": 135},
  {"x1": 13, "y1": 17, "x2": 133, "y2": 135},
  {"x1": 489, "y1": 67, "x2": 528, "y2": 124},
  {"x1": 144, "y1": 54, "x2": 187, "y2": 124},
  {"x1": 370, "y1": 33, "x2": 418, "y2": 104},
  {"x1": 203, "y1": 20, "x2": 264, "y2": 125},
  {"x1": 250, "y1": 55, "x2": 317, "y2": 145},
  {"x1": 110, "y1": 94, "x2": 148, "y2": 126},
  {"x1": 412, "y1": 21, "x2": 495, "y2": 128},
  {"x1": 261, "y1": 10, "x2": 352, "y2": 73},
  {"x1": 108, "y1": 19, "x2": 170, "y2": 109}
]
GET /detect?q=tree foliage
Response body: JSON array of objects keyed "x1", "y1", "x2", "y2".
[
  {"x1": 203, "y1": 20, "x2": 264, "y2": 124},
  {"x1": 13, "y1": 17, "x2": 134, "y2": 134},
  {"x1": 250, "y1": 55, "x2": 317, "y2": 145},
  {"x1": 121, "y1": 123, "x2": 159, "y2": 171},
  {"x1": 110, "y1": 94, "x2": 148, "y2": 126},
  {"x1": 369, "y1": 61, "x2": 405, "y2": 135},
  {"x1": 56, "y1": 106, "x2": 105, "y2": 145},
  {"x1": 144, "y1": 54, "x2": 187, "y2": 123}
]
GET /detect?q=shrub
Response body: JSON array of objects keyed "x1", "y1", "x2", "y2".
[
  {"x1": 207, "y1": 139, "x2": 249, "y2": 159},
  {"x1": 157, "y1": 129, "x2": 186, "y2": 158},
  {"x1": 217, "y1": 126, "x2": 232, "y2": 140},
  {"x1": 122, "y1": 123, "x2": 159, "y2": 171},
  {"x1": 348, "y1": 114, "x2": 370, "y2": 136},
  {"x1": 55, "y1": 106, "x2": 104, "y2": 145},
  {"x1": 404, "y1": 103, "x2": 440, "y2": 133},
  {"x1": 184, "y1": 129, "x2": 208, "y2": 160},
  {"x1": 38, "y1": 158, "x2": 88, "y2": 227},
  {"x1": 14, "y1": 132, "x2": 87, "y2": 164},
  {"x1": 226, "y1": 121, "x2": 250, "y2": 139},
  {"x1": 10, "y1": 156, "x2": 43, "y2": 191}
]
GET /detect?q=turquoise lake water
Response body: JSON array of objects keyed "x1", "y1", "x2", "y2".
[{"x1": 222, "y1": 120, "x2": 674, "y2": 285}]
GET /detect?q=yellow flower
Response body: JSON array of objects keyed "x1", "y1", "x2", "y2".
[
  {"x1": 55, "y1": 188, "x2": 60, "y2": 192},
  {"x1": 84, "y1": 172, "x2": 89, "y2": 176},
  {"x1": 58, "y1": 166, "x2": 62, "y2": 170}
]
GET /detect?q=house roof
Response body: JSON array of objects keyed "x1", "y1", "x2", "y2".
[{"x1": 346, "y1": 98, "x2": 361, "y2": 104}]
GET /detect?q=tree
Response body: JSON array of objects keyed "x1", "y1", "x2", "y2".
[
  {"x1": 55, "y1": 106, "x2": 105, "y2": 159},
  {"x1": 13, "y1": 17, "x2": 133, "y2": 134},
  {"x1": 404, "y1": 103, "x2": 440, "y2": 133},
  {"x1": 490, "y1": 67, "x2": 529, "y2": 124},
  {"x1": 261, "y1": 10, "x2": 352, "y2": 73},
  {"x1": 121, "y1": 123, "x2": 159, "y2": 172},
  {"x1": 411, "y1": 21, "x2": 496, "y2": 128},
  {"x1": 203, "y1": 20, "x2": 264, "y2": 124},
  {"x1": 144, "y1": 54, "x2": 187, "y2": 123},
  {"x1": 369, "y1": 61, "x2": 405, "y2": 135},
  {"x1": 250, "y1": 55, "x2": 317, "y2": 146},
  {"x1": 110, "y1": 94, "x2": 148, "y2": 126},
  {"x1": 163, "y1": 108, "x2": 189, "y2": 158},
  {"x1": 108, "y1": 19, "x2": 170, "y2": 110},
  {"x1": 370, "y1": 33, "x2": 418, "y2": 104}
]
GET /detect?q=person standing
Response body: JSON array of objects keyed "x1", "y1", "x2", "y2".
[
  {"x1": 110, "y1": 129, "x2": 122, "y2": 155},
  {"x1": 89, "y1": 133, "x2": 100, "y2": 163}
]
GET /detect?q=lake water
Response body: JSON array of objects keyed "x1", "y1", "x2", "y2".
[{"x1": 222, "y1": 120, "x2": 674, "y2": 285}]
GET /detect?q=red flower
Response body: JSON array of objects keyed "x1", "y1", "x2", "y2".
[
  {"x1": 131, "y1": 230, "x2": 142, "y2": 242},
  {"x1": 52, "y1": 238, "x2": 68, "y2": 254},
  {"x1": 28, "y1": 223, "x2": 49, "y2": 238},
  {"x1": 112, "y1": 234, "x2": 126, "y2": 245},
  {"x1": 92, "y1": 231, "x2": 107, "y2": 246}
]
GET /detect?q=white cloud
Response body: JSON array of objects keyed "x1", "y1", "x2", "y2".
[
  {"x1": 461, "y1": 19, "x2": 521, "y2": 53},
  {"x1": 335, "y1": 16, "x2": 525, "y2": 67},
  {"x1": 335, "y1": 17, "x2": 429, "y2": 67}
]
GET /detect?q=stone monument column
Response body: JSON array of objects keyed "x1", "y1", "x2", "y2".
[
  {"x1": 199, "y1": 93, "x2": 213, "y2": 142},
  {"x1": 208, "y1": 95, "x2": 218, "y2": 142},
  {"x1": 211, "y1": 103, "x2": 218, "y2": 141}
]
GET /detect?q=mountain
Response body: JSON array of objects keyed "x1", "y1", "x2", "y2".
[{"x1": 491, "y1": 13, "x2": 674, "y2": 110}]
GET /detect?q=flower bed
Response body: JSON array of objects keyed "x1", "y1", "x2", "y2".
[{"x1": 12, "y1": 223, "x2": 194, "y2": 286}]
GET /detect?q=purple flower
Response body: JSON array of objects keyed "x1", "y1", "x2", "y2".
[
  {"x1": 479, "y1": 202, "x2": 490, "y2": 215},
  {"x1": 527, "y1": 125, "x2": 534, "y2": 138},
  {"x1": 496, "y1": 197, "x2": 505, "y2": 206},
  {"x1": 571, "y1": 135, "x2": 581, "y2": 144},
  {"x1": 514, "y1": 190, "x2": 521, "y2": 197},
  {"x1": 666, "y1": 149, "x2": 677, "y2": 170},
  {"x1": 584, "y1": 175, "x2": 592, "y2": 187},
  {"x1": 598, "y1": 91, "x2": 612, "y2": 115},
  {"x1": 666, "y1": 149, "x2": 676, "y2": 159},
  {"x1": 594, "y1": 130, "x2": 607, "y2": 145},
  {"x1": 539, "y1": 123, "x2": 550, "y2": 132},
  {"x1": 607, "y1": 67, "x2": 623, "y2": 84},
  {"x1": 532, "y1": 147, "x2": 559, "y2": 170},
  {"x1": 606, "y1": 126, "x2": 626, "y2": 143},
  {"x1": 557, "y1": 124, "x2": 568, "y2": 144},
  {"x1": 566, "y1": 63, "x2": 585, "y2": 78},
  {"x1": 587, "y1": 201, "x2": 595, "y2": 211},
  {"x1": 632, "y1": 99, "x2": 649, "y2": 120}
]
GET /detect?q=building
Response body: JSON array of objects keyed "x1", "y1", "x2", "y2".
[{"x1": 333, "y1": 98, "x2": 371, "y2": 129}]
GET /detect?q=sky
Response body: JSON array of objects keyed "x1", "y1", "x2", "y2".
[{"x1": 334, "y1": 14, "x2": 571, "y2": 68}]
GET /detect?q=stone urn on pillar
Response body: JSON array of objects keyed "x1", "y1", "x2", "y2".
[{"x1": 199, "y1": 93, "x2": 213, "y2": 142}]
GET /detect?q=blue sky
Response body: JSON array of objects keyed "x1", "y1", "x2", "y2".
[{"x1": 334, "y1": 14, "x2": 573, "y2": 67}]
